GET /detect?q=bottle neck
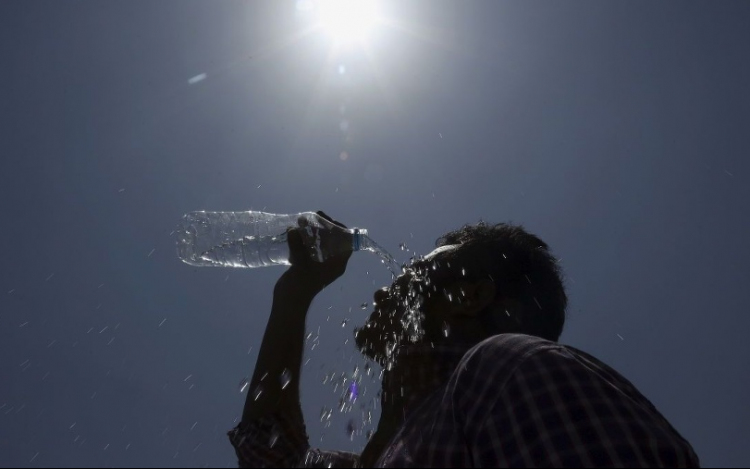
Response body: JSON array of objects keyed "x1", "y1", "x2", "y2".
[{"x1": 351, "y1": 228, "x2": 371, "y2": 252}]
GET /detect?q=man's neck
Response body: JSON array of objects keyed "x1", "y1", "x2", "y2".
[{"x1": 360, "y1": 412, "x2": 403, "y2": 467}]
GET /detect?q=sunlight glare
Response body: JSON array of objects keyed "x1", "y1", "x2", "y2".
[{"x1": 317, "y1": 0, "x2": 380, "y2": 43}]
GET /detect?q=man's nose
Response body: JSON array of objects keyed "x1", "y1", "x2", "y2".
[{"x1": 375, "y1": 271, "x2": 416, "y2": 303}]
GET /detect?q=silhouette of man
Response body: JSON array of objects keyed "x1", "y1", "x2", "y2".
[{"x1": 229, "y1": 212, "x2": 699, "y2": 467}]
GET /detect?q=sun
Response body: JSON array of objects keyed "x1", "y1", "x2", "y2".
[{"x1": 315, "y1": 0, "x2": 380, "y2": 44}]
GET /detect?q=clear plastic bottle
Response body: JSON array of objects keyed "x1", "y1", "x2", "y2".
[{"x1": 177, "y1": 211, "x2": 374, "y2": 268}]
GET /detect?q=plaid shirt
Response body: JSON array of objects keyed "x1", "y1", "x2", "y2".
[{"x1": 229, "y1": 334, "x2": 699, "y2": 467}]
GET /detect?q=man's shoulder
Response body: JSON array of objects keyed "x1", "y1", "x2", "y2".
[
  {"x1": 454, "y1": 334, "x2": 615, "y2": 387},
  {"x1": 452, "y1": 335, "x2": 641, "y2": 408},
  {"x1": 460, "y1": 333, "x2": 560, "y2": 367},
  {"x1": 450, "y1": 334, "x2": 559, "y2": 393}
]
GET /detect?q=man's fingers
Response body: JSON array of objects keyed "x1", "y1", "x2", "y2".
[
  {"x1": 316, "y1": 210, "x2": 348, "y2": 229},
  {"x1": 287, "y1": 228, "x2": 303, "y2": 250}
]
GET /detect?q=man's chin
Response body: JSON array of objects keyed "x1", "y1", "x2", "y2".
[
  {"x1": 354, "y1": 328, "x2": 379, "y2": 362},
  {"x1": 354, "y1": 326, "x2": 393, "y2": 366},
  {"x1": 359, "y1": 346, "x2": 386, "y2": 366}
]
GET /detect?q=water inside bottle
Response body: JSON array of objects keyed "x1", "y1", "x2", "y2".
[{"x1": 197, "y1": 233, "x2": 289, "y2": 268}]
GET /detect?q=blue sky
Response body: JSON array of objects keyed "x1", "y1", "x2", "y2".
[{"x1": 1, "y1": 1, "x2": 749, "y2": 467}]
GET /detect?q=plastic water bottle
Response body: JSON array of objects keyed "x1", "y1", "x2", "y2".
[{"x1": 177, "y1": 211, "x2": 374, "y2": 268}]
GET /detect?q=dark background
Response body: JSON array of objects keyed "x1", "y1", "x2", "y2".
[{"x1": 1, "y1": 1, "x2": 748, "y2": 467}]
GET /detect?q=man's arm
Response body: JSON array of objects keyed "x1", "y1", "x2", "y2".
[
  {"x1": 230, "y1": 213, "x2": 357, "y2": 468},
  {"x1": 242, "y1": 267, "x2": 321, "y2": 423}
]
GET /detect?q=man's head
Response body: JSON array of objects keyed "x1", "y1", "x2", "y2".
[{"x1": 355, "y1": 222, "x2": 567, "y2": 365}]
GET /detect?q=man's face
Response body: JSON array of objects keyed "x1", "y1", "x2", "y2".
[{"x1": 354, "y1": 245, "x2": 461, "y2": 364}]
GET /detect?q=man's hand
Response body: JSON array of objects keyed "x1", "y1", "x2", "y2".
[{"x1": 283, "y1": 211, "x2": 353, "y2": 293}]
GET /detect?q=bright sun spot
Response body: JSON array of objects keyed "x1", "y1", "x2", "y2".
[{"x1": 315, "y1": 0, "x2": 380, "y2": 43}]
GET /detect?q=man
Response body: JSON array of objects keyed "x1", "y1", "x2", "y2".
[{"x1": 229, "y1": 213, "x2": 699, "y2": 467}]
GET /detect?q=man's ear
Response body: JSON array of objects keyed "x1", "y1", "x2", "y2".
[{"x1": 451, "y1": 279, "x2": 496, "y2": 317}]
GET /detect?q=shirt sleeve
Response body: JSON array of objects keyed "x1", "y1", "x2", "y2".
[
  {"x1": 454, "y1": 336, "x2": 700, "y2": 468},
  {"x1": 228, "y1": 406, "x2": 360, "y2": 468}
]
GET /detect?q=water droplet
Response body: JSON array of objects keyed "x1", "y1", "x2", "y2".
[
  {"x1": 385, "y1": 341, "x2": 396, "y2": 358},
  {"x1": 253, "y1": 385, "x2": 264, "y2": 401},
  {"x1": 346, "y1": 420, "x2": 356, "y2": 440},
  {"x1": 341, "y1": 318, "x2": 350, "y2": 328},
  {"x1": 360, "y1": 302, "x2": 368, "y2": 310},
  {"x1": 280, "y1": 369, "x2": 292, "y2": 390},
  {"x1": 442, "y1": 321, "x2": 451, "y2": 338},
  {"x1": 461, "y1": 268, "x2": 466, "y2": 276},
  {"x1": 399, "y1": 243, "x2": 408, "y2": 251},
  {"x1": 269, "y1": 429, "x2": 279, "y2": 448},
  {"x1": 366, "y1": 430, "x2": 374, "y2": 440},
  {"x1": 320, "y1": 407, "x2": 332, "y2": 422},
  {"x1": 238, "y1": 379, "x2": 249, "y2": 394}
]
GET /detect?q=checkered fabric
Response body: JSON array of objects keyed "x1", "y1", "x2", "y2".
[{"x1": 229, "y1": 334, "x2": 699, "y2": 468}]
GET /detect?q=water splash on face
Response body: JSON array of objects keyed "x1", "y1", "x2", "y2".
[
  {"x1": 402, "y1": 267, "x2": 431, "y2": 345},
  {"x1": 401, "y1": 291, "x2": 425, "y2": 345},
  {"x1": 385, "y1": 340, "x2": 397, "y2": 360}
]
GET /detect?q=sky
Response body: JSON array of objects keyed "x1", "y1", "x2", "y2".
[{"x1": 1, "y1": 0, "x2": 749, "y2": 467}]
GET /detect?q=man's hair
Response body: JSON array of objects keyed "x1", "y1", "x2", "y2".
[{"x1": 435, "y1": 222, "x2": 567, "y2": 342}]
